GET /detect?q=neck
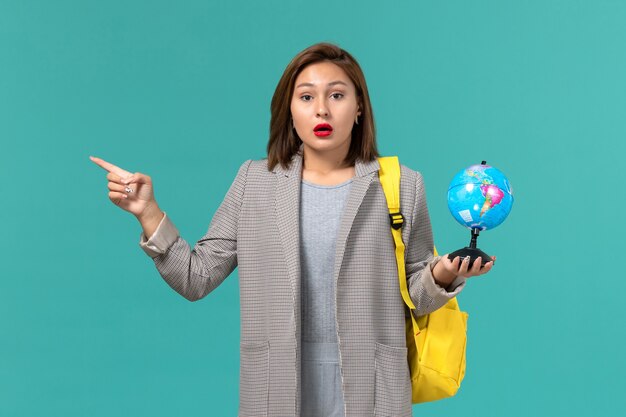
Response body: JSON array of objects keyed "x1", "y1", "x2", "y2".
[{"x1": 302, "y1": 143, "x2": 352, "y2": 175}]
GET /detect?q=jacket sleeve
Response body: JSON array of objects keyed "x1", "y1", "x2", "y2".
[
  {"x1": 138, "y1": 159, "x2": 253, "y2": 301},
  {"x1": 405, "y1": 171, "x2": 467, "y2": 316}
]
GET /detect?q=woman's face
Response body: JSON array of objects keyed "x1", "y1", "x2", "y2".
[{"x1": 290, "y1": 61, "x2": 361, "y2": 159}]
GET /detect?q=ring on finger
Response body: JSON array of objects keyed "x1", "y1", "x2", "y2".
[{"x1": 125, "y1": 186, "x2": 133, "y2": 194}]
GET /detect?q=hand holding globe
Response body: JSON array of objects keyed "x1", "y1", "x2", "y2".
[{"x1": 432, "y1": 252, "x2": 497, "y2": 288}]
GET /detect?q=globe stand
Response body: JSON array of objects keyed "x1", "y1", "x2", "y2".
[{"x1": 447, "y1": 228, "x2": 493, "y2": 269}]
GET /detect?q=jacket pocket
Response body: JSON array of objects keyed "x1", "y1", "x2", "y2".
[
  {"x1": 239, "y1": 341, "x2": 269, "y2": 417},
  {"x1": 374, "y1": 342, "x2": 412, "y2": 417}
]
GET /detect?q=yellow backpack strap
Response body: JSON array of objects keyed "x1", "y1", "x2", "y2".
[
  {"x1": 379, "y1": 157, "x2": 441, "y2": 336},
  {"x1": 378, "y1": 156, "x2": 415, "y2": 312}
]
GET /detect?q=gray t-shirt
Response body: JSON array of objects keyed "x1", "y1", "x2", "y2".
[
  {"x1": 299, "y1": 177, "x2": 354, "y2": 343},
  {"x1": 299, "y1": 177, "x2": 353, "y2": 415}
]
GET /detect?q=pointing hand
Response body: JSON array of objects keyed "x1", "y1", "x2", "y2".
[{"x1": 89, "y1": 156, "x2": 159, "y2": 219}]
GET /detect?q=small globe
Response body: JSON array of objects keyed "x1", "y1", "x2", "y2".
[{"x1": 447, "y1": 163, "x2": 514, "y2": 231}]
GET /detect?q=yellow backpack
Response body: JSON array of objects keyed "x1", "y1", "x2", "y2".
[{"x1": 378, "y1": 156, "x2": 469, "y2": 403}]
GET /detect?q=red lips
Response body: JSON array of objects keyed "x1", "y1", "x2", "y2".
[{"x1": 314, "y1": 123, "x2": 333, "y2": 137}]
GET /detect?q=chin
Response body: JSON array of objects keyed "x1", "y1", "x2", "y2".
[
  {"x1": 306, "y1": 135, "x2": 349, "y2": 147},
  {"x1": 304, "y1": 139, "x2": 340, "y2": 150}
]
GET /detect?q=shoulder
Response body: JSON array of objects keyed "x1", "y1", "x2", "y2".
[
  {"x1": 232, "y1": 158, "x2": 271, "y2": 179},
  {"x1": 230, "y1": 158, "x2": 277, "y2": 190},
  {"x1": 397, "y1": 162, "x2": 429, "y2": 215},
  {"x1": 396, "y1": 163, "x2": 430, "y2": 222},
  {"x1": 246, "y1": 157, "x2": 273, "y2": 178},
  {"x1": 399, "y1": 163, "x2": 425, "y2": 191}
]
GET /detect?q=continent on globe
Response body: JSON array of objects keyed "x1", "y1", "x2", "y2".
[{"x1": 479, "y1": 184, "x2": 505, "y2": 217}]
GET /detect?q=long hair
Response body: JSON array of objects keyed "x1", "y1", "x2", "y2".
[{"x1": 267, "y1": 42, "x2": 378, "y2": 171}]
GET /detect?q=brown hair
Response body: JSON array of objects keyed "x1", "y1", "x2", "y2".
[{"x1": 266, "y1": 42, "x2": 379, "y2": 171}]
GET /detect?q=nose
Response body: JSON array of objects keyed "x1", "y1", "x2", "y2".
[{"x1": 316, "y1": 101, "x2": 329, "y2": 118}]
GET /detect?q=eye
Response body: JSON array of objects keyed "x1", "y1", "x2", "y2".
[
  {"x1": 331, "y1": 93, "x2": 344, "y2": 100},
  {"x1": 300, "y1": 94, "x2": 313, "y2": 102}
]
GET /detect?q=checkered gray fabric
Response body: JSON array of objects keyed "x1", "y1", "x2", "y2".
[{"x1": 139, "y1": 144, "x2": 466, "y2": 417}]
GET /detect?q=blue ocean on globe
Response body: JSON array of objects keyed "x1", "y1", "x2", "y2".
[{"x1": 447, "y1": 163, "x2": 514, "y2": 231}]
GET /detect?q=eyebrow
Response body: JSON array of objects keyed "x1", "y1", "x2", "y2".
[{"x1": 295, "y1": 80, "x2": 349, "y2": 89}]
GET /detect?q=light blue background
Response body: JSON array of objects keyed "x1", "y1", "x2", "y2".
[{"x1": 2, "y1": 0, "x2": 624, "y2": 415}]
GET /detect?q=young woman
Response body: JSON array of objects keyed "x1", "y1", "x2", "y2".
[{"x1": 90, "y1": 42, "x2": 494, "y2": 417}]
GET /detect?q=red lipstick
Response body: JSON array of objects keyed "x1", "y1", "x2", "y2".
[{"x1": 313, "y1": 123, "x2": 333, "y2": 137}]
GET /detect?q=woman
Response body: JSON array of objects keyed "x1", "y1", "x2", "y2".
[{"x1": 90, "y1": 42, "x2": 494, "y2": 417}]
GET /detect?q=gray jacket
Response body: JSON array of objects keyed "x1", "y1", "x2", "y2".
[{"x1": 139, "y1": 145, "x2": 466, "y2": 417}]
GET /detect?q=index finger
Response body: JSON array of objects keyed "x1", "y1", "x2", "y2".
[{"x1": 89, "y1": 156, "x2": 131, "y2": 177}]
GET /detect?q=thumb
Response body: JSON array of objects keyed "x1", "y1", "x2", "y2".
[{"x1": 122, "y1": 172, "x2": 151, "y2": 185}]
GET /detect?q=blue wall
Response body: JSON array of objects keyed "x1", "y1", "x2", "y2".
[{"x1": 1, "y1": 0, "x2": 623, "y2": 415}]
